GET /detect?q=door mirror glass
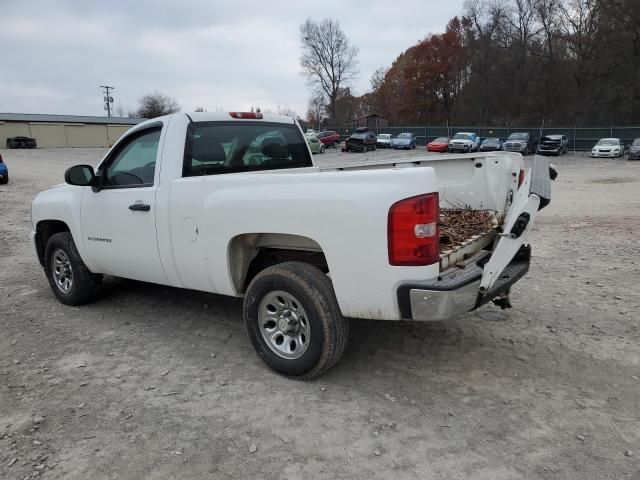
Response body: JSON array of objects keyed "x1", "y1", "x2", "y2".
[{"x1": 65, "y1": 164, "x2": 95, "y2": 186}]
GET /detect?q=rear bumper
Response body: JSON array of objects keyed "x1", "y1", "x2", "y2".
[{"x1": 397, "y1": 246, "x2": 531, "y2": 321}]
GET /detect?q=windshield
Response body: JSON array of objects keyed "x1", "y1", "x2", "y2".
[
  {"x1": 508, "y1": 133, "x2": 528, "y2": 140},
  {"x1": 378, "y1": 134, "x2": 390, "y2": 139},
  {"x1": 484, "y1": 138, "x2": 499, "y2": 143},
  {"x1": 398, "y1": 133, "x2": 412, "y2": 139},
  {"x1": 541, "y1": 136, "x2": 560, "y2": 143},
  {"x1": 433, "y1": 137, "x2": 448, "y2": 142},
  {"x1": 597, "y1": 139, "x2": 618, "y2": 146},
  {"x1": 453, "y1": 133, "x2": 473, "y2": 140}
]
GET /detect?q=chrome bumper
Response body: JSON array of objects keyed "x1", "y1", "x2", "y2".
[{"x1": 398, "y1": 246, "x2": 531, "y2": 321}]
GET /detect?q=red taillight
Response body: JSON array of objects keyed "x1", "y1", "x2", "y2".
[
  {"x1": 229, "y1": 111, "x2": 263, "y2": 119},
  {"x1": 388, "y1": 193, "x2": 440, "y2": 266},
  {"x1": 518, "y1": 168, "x2": 525, "y2": 188}
]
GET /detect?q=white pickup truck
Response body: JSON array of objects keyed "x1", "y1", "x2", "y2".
[{"x1": 31, "y1": 111, "x2": 554, "y2": 378}]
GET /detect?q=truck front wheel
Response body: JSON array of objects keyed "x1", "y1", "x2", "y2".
[
  {"x1": 243, "y1": 262, "x2": 349, "y2": 379},
  {"x1": 44, "y1": 232, "x2": 102, "y2": 305}
]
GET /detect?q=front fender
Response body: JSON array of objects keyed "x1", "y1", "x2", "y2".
[{"x1": 31, "y1": 185, "x2": 93, "y2": 269}]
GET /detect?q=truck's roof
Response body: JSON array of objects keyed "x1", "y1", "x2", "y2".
[
  {"x1": 133, "y1": 112, "x2": 297, "y2": 131},
  {"x1": 187, "y1": 111, "x2": 296, "y2": 124}
]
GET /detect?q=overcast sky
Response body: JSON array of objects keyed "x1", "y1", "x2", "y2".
[{"x1": 0, "y1": 0, "x2": 465, "y2": 117}]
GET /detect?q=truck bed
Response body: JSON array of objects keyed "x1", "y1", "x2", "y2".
[{"x1": 319, "y1": 151, "x2": 522, "y2": 270}]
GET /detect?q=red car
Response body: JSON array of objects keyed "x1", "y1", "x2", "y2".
[
  {"x1": 427, "y1": 137, "x2": 450, "y2": 152},
  {"x1": 316, "y1": 130, "x2": 341, "y2": 148}
]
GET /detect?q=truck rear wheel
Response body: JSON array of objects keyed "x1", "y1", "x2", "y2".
[
  {"x1": 44, "y1": 232, "x2": 101, "y2": 305},
  {"x1": 243, "y1": 261, "x2": 349, "y2": 379}
]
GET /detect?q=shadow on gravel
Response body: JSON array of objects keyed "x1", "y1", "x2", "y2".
[{"x1": 89, "y1": 275, "x2": 484, "y2": 376}]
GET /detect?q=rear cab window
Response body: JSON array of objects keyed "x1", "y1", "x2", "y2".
[{"x1": 183, "y1": 121, "x2": 312, "y2": 176}]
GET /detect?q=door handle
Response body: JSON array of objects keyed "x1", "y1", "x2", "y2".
[{"x1": 129, "y1": 203, "x2": 151, "y2": 212}]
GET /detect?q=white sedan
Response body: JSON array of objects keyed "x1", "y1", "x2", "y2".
[{"x1": 591, "y1": 138, "x2": 625, "y2": 157}]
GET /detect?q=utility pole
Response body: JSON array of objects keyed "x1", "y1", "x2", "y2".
[{"x1": 100, "y1": 85, "x2": 114, "y2": 117}]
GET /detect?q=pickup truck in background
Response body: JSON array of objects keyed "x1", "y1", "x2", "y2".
[
  {"x1": 504, "y1": 132, "x2": 539, "y2": 155},
  {"x1": 31, "y1": 111, "x2": 554, "y2": 378},
  {"x1": 448, "y1": 132, "x2": 480, "y2": 153}
]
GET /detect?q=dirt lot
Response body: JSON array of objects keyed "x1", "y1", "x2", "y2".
[{"x1": 1, "y1": 148, "x2": 639, "y2": 479}]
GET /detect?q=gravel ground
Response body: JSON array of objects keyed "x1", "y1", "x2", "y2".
[{"x1": 1, "y1": 147, "x2": 639, "y2": 479}]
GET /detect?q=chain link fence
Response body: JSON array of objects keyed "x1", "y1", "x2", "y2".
[{"x1": 322, "y1": 125, "x2": 640, "y2": 151}]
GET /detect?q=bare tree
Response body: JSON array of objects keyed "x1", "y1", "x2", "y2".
[
  {"x1": 300, "y1": 18, "x2": 358, "y2": 122},
  {"x1": 370, "y1": 67, "x2": 388, "y2": 92},
  {"x1": 306, "y1": 92, "x2": 326, "y2": 129},
  {"x1": 194, "y1": 106, "x2": 206, "y2": 112},
  {"x1": 114, "y1": 101, "x2": 127, "y2": 117},
  {"x1": 136, "y1": 91, "x2": 181, "y2": 118}
]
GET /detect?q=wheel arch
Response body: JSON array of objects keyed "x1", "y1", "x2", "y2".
[
  {"x1": 35, "y1": 220, "x2": 71, "y2": 266},
  {"x1": 227, "y1": 233, "x2": 328, "y2": 294}
]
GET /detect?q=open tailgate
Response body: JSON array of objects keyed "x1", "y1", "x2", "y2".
[{"x1": 478, "y1": 156, "x2": 554, "y2": 297}]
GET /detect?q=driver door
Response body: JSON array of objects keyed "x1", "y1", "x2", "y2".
[{"x1": 80, "y1": 126, "x2": 167, "y2": 284}]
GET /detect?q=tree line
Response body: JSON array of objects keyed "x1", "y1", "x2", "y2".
[{"x1": 302, "y1": 0, "x2": 640, "y2": 127}]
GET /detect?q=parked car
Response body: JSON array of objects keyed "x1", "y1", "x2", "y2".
[
  {"x1": 0, "y1": 154, "x2": 8, "y2": 184},
  {"x1": 448, "y1": 132, "x2": 480, "y2": 153},
  {"x1": 591, "y1": 138, "x2": 626, "y2": 158},
  {"x1": 391, "y1": 132, "x2": 416, "y2": 150},
  {"x1": 31, "y1": 110, "x2": 554, "y2": 378},
  {"x1": 6, "y1": 136, "x2": 37, "y2": 149},
  {"x1": 306, "y1": 135, "x2": 325, "y2": 154},
  {"x1": 537, "y1": 135, "x2": 568, "y2": 156},
  {"x1": 376, "y1": 133, "x2": 392, "y2": 149},
  {"x1": 343, "y1": 127, "x2": 377, "y2": 152},
  {"x1": 427, "y1": 137, "x2": 450, "y2": 152},
  {"x1": 503, "y1": 132, "x2": 538, "y2": 155},
  {"x1": 627, "y1": 138, "x2": 640, "y2": 161},
  {"x1": 316, "y1": 130, "x2": 341, "y2": 148},
  {"x1": 479, "y1": 137, "x2": 503, "y2": 152}
]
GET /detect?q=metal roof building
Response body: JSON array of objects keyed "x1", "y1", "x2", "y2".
[{"x1": 0, "y1": 113, "x2": 144, "y2": 148}]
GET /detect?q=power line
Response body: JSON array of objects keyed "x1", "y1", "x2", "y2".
[{"x1": 99, "y1": 85, "x2": 115, "y2": 117}]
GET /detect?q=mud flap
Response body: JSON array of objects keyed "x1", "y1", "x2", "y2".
[{"x1": 478, "y1": 157, "x2": 553, "y2": 294}]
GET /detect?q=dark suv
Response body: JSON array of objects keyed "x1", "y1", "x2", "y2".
[
  {"x1": 537, "y1": 135, "x2": 569, "y2": 155},
  {"x1": 343, "y1": 128, "x2": 377, "y2": 153},
  {"x1": 316, "y1": 131, "x2": 341, "y2": 148}
]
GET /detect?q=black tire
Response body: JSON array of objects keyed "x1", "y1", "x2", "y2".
[
  {"x1": 334, "y1": 141, "x2": 340, "y2": 148},
  {"x1": 44, "y1": 232, "x2": 101, "y2": 305},
  {"x1": 243, "y1": 261, "x2": 349, "y2": 379},
  {"x1": 0, "y1": 175, "x2": 7, "y2": 185}
]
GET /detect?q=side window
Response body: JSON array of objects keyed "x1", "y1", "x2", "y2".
[{"x1": 105, "y1": 128, "x2": 161, "y2": 187}]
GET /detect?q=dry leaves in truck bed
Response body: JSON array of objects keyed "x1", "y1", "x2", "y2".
[{"x1": 439, "y1": 209, "x2": 497, "y2": 252}]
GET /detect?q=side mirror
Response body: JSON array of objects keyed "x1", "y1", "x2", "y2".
[{"x1": 64, "y1": 164, "x2": 95, "y2": 186}]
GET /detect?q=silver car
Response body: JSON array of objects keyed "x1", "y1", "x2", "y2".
[{"x1": 591, "y1": 138, "x2": 625, "y2": 158}]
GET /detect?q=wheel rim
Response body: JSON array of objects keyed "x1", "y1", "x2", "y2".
[
  {"x1": 51, "y1": 248, "x2": 73, "y2": 293},
  {"x1": 258, "y1": 290, "x2": 311, "y2": 360}
]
